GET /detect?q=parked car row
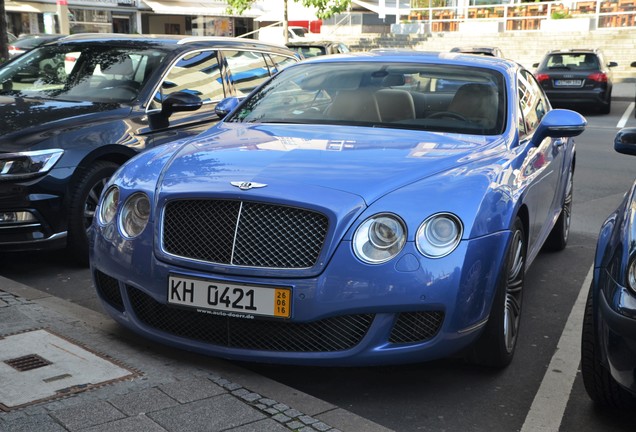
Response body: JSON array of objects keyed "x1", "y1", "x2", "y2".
[{"x1": 1, "y1": 33, "x2": 634, "y2": 409}]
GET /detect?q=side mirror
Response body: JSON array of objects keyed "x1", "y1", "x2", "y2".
[
  {"x1": 215, "y1": 97, "x2": 240, "y2": 119},
  {"x1": 608, "y1": 61, "x2": 618, "y2": 68},
  {"x1": 161, "y1": 91, "x2": 203, "y2": 117},
  {"x1": 615, "y1": 128, "x2": 636, "y2": 156},
  {"x1": 631, "y1": 61, "x2": 636, "y2": 68},
  {"x1": 532, "y1": 62, "x2": 539, "y2": 68},
  {"x1": 533, "y1": 109, "x2": 587, "y2": 143}
]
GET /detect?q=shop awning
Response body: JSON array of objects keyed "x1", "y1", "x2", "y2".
[
  {"x1": 141, "y1": 0, "x2": 265, "y2": 17},
  {"x1": 5, "y1": 1, "x2": 58, "y2": 13},
  {"x1": 254, "y1": 4, "x2": 319, "y2": 22}
]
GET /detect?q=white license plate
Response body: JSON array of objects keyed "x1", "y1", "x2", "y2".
[
  {"x1": 555, "y1": 79, "x2": 582, "y2": 87},
  {"x1": 167, "y1": 275, "x2": 291, "y2": 319}
]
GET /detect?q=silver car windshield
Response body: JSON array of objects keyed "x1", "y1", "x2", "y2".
[
  {"x1": 227, "y1": 62, "x2": 507, "y2": 136},
  {"x1": 0, "y1": 45, "x2": 168, "y2": 103}
]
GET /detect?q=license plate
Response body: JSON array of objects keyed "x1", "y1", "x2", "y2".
[
  {"x1": 554, "y1": 79, "x2": 582, "y2": 87},
  {"x1": 167, "y1": 275, "x2": 291, "y2": 319}
]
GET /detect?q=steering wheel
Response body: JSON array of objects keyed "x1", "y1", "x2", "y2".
[{"x1": 427, "y1": 111, "x2": 468, "y2": 121}]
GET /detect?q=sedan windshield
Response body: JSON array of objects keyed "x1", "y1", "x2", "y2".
[
  {"x1": 0, "y1": 45, "x2": 168, "y2": 103},
  {"x1": 227, "y1": 62, "x2": 506, "y2": 135}
]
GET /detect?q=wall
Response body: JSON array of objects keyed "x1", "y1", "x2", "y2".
[{"x1": 330, "y1": 28, "x2": 636, "y2": 81}]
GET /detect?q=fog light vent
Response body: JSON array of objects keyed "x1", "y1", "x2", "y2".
[{"x1": 4, "y1": 354, "x2": 51, "y2": 372}]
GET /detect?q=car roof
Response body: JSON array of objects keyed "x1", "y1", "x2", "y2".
[
  {"x1": 312, "y1": 50, "x2": 517, "y2": 71},
  {"x1": 546, "y1": 48, "x2": 600, "y2": 54},
  {"x1": 287, "y1": 41, "x2": 344, "y2": 47},
  {"x1": 47, "y1": 33, "x2": 297, "y2": 55}
]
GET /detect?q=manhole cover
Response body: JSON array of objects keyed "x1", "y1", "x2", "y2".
[{"x1": 0, "y1": 329, "x2": 140, "y2": 411}]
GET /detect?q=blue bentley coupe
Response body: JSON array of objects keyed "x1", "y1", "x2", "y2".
[{"x1": 90, "y1": 51, "x2": 587, "y2": 367}]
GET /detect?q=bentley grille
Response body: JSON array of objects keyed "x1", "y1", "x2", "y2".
[{"x1": 162, "y1": 199, "x2": 328, "y2": 268}]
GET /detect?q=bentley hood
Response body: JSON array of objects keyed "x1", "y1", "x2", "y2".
[{"x1": 158, "y1": 123, "x2": 505, "y2": 204}]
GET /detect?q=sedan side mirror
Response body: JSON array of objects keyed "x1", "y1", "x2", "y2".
[
  {"x1": 161, "y1": 91, "x2": 203, "y2": 117},
  {"x1": 607, "y1": 61, "x2": 618, "y2": 68},
  {"x1": 615, "y1": 128, "x2": 636, "y2": 156},
  {"x1": 215, "y1": 97, "x2": 241, "y2": 119}
]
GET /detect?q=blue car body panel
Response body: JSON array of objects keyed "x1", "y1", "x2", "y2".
[{"x1": 90, "y1": 52, "x2": 583, "y2": 366}]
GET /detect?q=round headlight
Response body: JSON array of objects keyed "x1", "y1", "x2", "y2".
[
  {"x1": 353, "y1": 213, "x2": 406, "y2": 264},
  {"x1": 628, "y1": 259, "x2": 636, "y2": 292},
  {"x1": 119, "y1": 193, "x2": 150, "y2": 238},
  {"x1": 416, "y1": 213, "x2": 463, "y2": 258},
  {"x1": 98, "y1": 186, "x2": 119, "y2": 226}
]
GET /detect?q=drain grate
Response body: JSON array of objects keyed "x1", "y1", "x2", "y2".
[{"x1": 5, "y1": 354, "x2": 52, "y2": 372}]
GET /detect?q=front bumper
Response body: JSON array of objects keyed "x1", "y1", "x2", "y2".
[{"x1": 91, "y1": 230, "x2": 510, "y2": 366}]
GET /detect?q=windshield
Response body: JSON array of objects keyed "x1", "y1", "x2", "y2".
[
  {"x1": 227, "y1": 62, "x2": 506, "y2": 136},
  {"x1": 0, "y1": 44, "x2": 168, "y2": 103}
]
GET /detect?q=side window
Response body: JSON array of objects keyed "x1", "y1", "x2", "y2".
[
  {"x1": 518, "y1": 70, "x2": 549, "y2": 137},
  {"x1": 224, "y1": 50, "x2": 270, "y2": 96},
  {"x1": 150, "y1": 50, "x2": 224, "y2": 110}
]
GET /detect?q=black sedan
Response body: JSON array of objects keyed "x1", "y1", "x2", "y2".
[
  {"x1": 286, "y1": 40, "x2": 350, "y2": 57},
  {"x1": 0, "y1": 33, "x2": 300, "y2": 264},
  {"x1": 8, "y1": 34, "x2": 67, "y2": 59},
  {"x1": 533, "y1": 48, "x2": 617, "y2": 114},
  {"x1": 582, "y1": 128, "x2": 636, "y2": 408}
]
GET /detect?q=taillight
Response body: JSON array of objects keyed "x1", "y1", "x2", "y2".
[
  {"x1": 535, "y1": 73, "x2": 550, "y2": 83},
  {"x1": 65, "y1": 55, "x2": 77, "y2": 62},
  {"x1": 587, "y1": 72, "x2": 608, "y2": 82}
]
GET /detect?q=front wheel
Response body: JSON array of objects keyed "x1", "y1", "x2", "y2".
[
  {"x1": 581, "y1": 284, "x2": 636, "y2": 408},
  {"x1": 67, "y1": 161, "x2": 119, "y2": 266},
  {"x1": 468, "y1": 217, "x2": 526, "y2": 368}
]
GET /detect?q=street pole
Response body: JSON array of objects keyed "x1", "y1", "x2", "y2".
[{"x1": 57, "y1": 0, "x2": 70, "y2": 34}]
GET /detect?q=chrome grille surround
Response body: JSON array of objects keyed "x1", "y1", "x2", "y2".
[{"x1": 161, "y1": 199, "x2": 329, "y2": 269}]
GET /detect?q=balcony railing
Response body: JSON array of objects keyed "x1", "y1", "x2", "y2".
[{"x1": 402, "y1": 0, "x2": 636, "y2": 31}]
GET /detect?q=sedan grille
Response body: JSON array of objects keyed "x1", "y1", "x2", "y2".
[
  {"x1": 127, "y1": 286, "x2": 374, "y2": 352},
  {"x1": 162, "y1": 200, "x2": 328, "y2": 269}
]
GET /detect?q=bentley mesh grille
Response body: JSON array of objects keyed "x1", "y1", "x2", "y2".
[
  {"x1": 127, "y1": 286, "x2": 374, "y2": 352},
  {"x1": 389, "y1": 311, "x2": 444, "y2": 344},
  {"x1": 94, "y1": 270, "x2": 124, "y2": 311},
  {"x1": 162, "y1": 199, "x2": 328, "y2": 268}
]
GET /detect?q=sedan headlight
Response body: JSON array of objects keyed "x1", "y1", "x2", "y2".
[
  {"x1": 119, "y1": 193, "x2": 150, "y2": 238},
  {"x1": 0, "y1": 149, "x2": 64, "y2": 180},
  {"x1": 98, "y1": 186, "x2": 120, "y2": 226},
  {"x1": 353, "y1": 213, "x2": 406, "y2": 264},
  {"x1": 416, "y1": 213, "x2": 463, "y2": 258}
]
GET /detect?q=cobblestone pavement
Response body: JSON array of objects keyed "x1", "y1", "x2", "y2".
[{"x1": 0, "y1": 277, "x2": 392, "y2": 432}]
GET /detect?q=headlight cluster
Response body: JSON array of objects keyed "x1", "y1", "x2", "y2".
[
  {"x1": 628, "y1": 260, "x2": 636, "y2": 292},
  {"x1": 353, "y1": 212, "x2": 463, "y2": 264},
  {"x1": 0, "y1": 149, "x2": 64, "y2": 180},
  {"x1": 98, "y1": 187, "x2": 150, "y2": 239}
]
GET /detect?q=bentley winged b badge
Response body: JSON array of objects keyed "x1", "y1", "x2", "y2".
[{"x1": 231, "y1": 181, "x2": 268, "y2": 191}]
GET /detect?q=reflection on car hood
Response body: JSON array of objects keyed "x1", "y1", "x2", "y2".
[
  {"x1": 0, "y1": 95, "x2": 130, "y2": 151},
  {"x1": 159, "y1": 123, "x2": 504, "y2": 202}
]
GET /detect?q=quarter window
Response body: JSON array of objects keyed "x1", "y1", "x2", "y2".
[
  {"x1": 224, "y1": 50, "x2": 270, "y2": 96},
  {"x1": 518, "y1": 70, "x2": 548, "y2": 137}
]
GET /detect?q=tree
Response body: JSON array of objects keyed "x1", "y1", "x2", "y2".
[
  {"x1": 0, "y1": 0, "x2": 8, "y2": 63},
  {"x1": 227, "y1": 0, "x2": 351, "y2": 43}
]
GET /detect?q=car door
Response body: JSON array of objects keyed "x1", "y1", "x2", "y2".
[
  {"x1": 516, "y1": 69, "x2": 566, "y2": 252},
  {"x1": 144, "y1": 49, "x2": 227, "y2": 148}
]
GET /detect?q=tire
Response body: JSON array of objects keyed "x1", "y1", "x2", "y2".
[
  {"x1": 67, "y1": 161, "x2": 119, "y2": 266},
  {"x1": 544, "y1": 164, "x2": 573, "y2": 251},
  {"x1": 599, "y1": 99, "x2": 611, "y2": 114},
  {"x1": 581, "y1": 283, "x2": 636, "y2": 408},
  {"x1": 468, "y1": 217, "x2": 526, "y2": 368}
]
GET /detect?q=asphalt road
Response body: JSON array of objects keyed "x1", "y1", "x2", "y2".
[{"x1": 2, "y1": 99, "x2": 636, "y2": 432}]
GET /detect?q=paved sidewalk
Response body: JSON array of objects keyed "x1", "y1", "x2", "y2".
[{"x1": 0, "y1": 276, "x2": 393, "y2": 432}]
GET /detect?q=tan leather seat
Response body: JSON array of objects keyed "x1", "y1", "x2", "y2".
[
  {"x1": 327, "y1": 89, "x2": 381, "y2": 122},
  {"x1": 375, "y1": 89, "x2": 416, "y2": 123},
  {"x1": 447, "y1": 83, "x2": 498, "y2": 128}
]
